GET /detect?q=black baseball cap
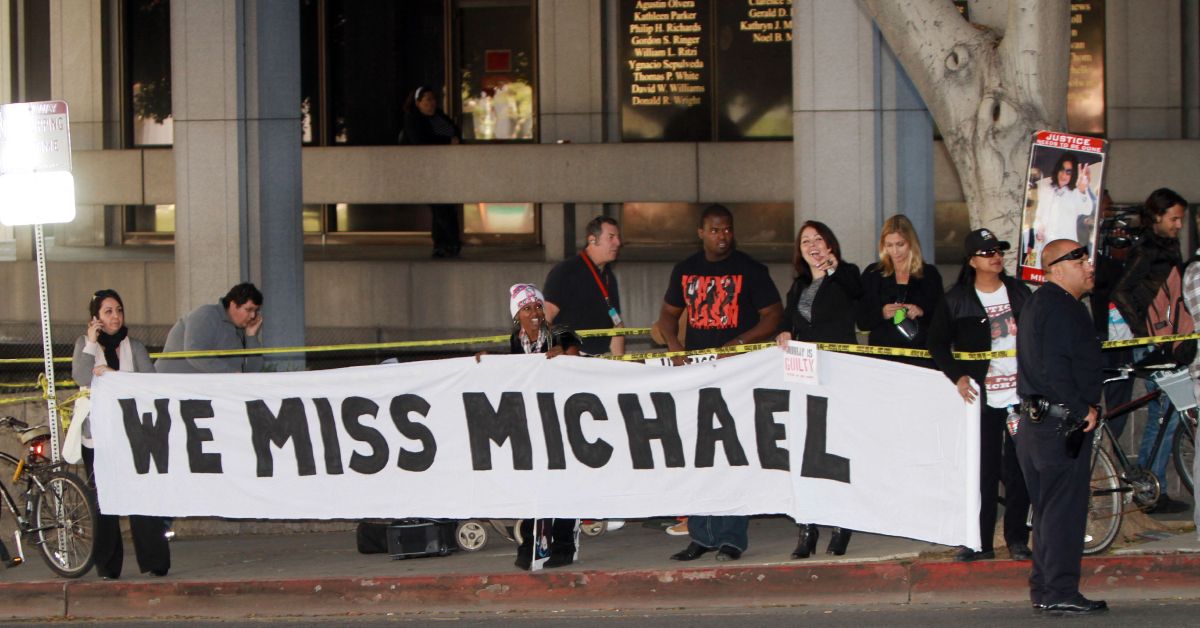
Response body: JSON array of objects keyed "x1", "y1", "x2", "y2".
[{"x1": 964, "y1": 228, "x2": 1011, "y2": 256}]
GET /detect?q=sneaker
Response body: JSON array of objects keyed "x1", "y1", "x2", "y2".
[
  {"x1": 666, "y1": 518, "x2": 689, "y2": 536},
  {"x1": 1147, "y1": 494, "x2": 1190, "y2": 514}
]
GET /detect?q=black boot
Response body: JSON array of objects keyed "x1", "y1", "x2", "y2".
[
  {"x1": 545, "y1": 544, "x2": 575, "y2": 568},
  {"x1": 826, "y1": 528, "x2": 852, "y2": 556},
  {"x1": 514, "y1": 519, "x2": 534, "y2": 570},
  {"x1": 791, "y1": 524, "x2": 819, "y2": 559},
  {"x1": 514, "y1": 540, "x2": 532, "y2": 570}
]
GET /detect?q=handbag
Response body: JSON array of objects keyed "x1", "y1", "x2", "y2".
[
  {"x1": 894, "y1": 314, "x2": 919, "y2": 342},
  {"x1": 61, "y1": 391, "x2": 90, "y2": 464},
  {"x1": 891, "y1": 286, "x2": 919, "y2": 343}
]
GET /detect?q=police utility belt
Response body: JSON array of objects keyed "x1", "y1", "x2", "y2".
[
  {"x1": 1018, "y1": 395, "x2": 1070, "y2": 423},
  {"x1": 1018, "y1": 395, "x2": 1089, "y2": 458}
]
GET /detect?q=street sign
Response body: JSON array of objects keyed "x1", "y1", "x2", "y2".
[
  {"x1": 0, "y1": 100, "x2": 72, "y2": 175},
  {"x1": 0, "y1": 99, "x2": 77, "y2": 469}
]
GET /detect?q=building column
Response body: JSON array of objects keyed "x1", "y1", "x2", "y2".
[
  {"x1": 1106, "y1": 0, "x2": 1183, "y2": 138},
  {"x1": 48, "y1": 0, "x2": 106, "y2": 247},
  {"x1": 537, "y1": 0, "x2": 605, "y2": 261},
  {"x1": 1184, "y1": 0, "x2": 1199, "y2": 138},
  {"x1": 879, "y1": 41, "x2": 935, "y2": 260},
  {"x1": 171, "y1": 1, "x2": 304, "y2": 366},
  {"x1": 792, "y1": 1, "x2": 933, "y2": 266}
]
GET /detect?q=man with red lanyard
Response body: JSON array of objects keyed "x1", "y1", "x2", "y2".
[{"x1": 543, "y1": 216, "x2": 625, "y2": 356}]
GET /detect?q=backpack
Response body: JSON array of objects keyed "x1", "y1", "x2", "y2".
[{"x1": 1144, "y1": 266, "x2": 1197, "y2": 365}]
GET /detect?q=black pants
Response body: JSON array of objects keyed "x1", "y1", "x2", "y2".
[
  {"x1": 1013, "y1": 415, "x2": 1092, "y2": 605},
  {"x1": 430, "y1": 204, "x2": 461, "y2": 253},
  {"x1": 1102, "y1": 348, "x2": 1134, "y2": 437},
  {"x1": 980, "y1": 404, "x2": 1031, "y2": 551},
  {"x1": 517, "y1": 518, "x2": 577, "y2": 559},
  {"x1": 83, "y1": 448, "x2": 170, "y2": 578}
]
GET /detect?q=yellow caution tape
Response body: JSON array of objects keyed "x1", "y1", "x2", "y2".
[
  {"x1": 0, "y1": 395, "x2": 45, "y2": 407},
  {"x1": 0, "y1": 328, "x2": 651, "y2": 364},
  {"x1": 0, "y1": 325, "x2": 1192, "y2": 367},
  {"x1": 613, "y1": 342, "x2": 775, "y2": 362},
  {"x1": 612, "y1": 332, "x2": 1197, "y2": 363},
  {"x1": 0, "y1": 356, "x2": 72, "y2": 364}
]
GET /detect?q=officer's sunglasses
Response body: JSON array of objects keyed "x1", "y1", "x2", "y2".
[
  {"x1": 973, "y1": 249, "x2": 1004, "y2": 258},
  {"x1": 1046, "y1": 246, "x2": 1089, "y2": 267}
]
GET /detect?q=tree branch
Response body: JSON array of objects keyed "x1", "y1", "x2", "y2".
[
  {"x1": 860, "y1": 0, "x2": 992, "y2": 130},
  {"x1": 998, "y1": 0, "x2": 1070, "y2": 127}
]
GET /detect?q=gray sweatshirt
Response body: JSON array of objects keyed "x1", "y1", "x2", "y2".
[
  {"x1": 72, "y1": 335, "x2": 155, "y2": 386},
  {"x1": 154, "y1": 302, "x2": 263, "y2": 374}
]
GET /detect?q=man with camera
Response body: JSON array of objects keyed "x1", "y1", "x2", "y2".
[{"x1": 1014, "y1": 238, "x2": 1106, "y2": 616}]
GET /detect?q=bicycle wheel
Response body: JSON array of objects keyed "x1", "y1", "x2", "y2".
[
  {"x1": 1084, "y1": 447, "x2": 1122, "y2": 556},
  {"x1": 32, "y1": 471, "x2": 97, "y2": 578},
  {"x1": 1173, "y1": 411, "x2": 1196, "y2": 495}
]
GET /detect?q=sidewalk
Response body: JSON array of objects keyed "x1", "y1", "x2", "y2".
[{"x1": 2, "y1": 514, "x2": 1198, "y2": 620}]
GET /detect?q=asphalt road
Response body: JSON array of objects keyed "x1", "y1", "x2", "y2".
[{"x1": 8, "y1": 600, "x2": 1200, "y2": 627}]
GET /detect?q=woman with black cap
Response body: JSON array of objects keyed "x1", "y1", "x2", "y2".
[
  {"x1": 401, "y1": 85, "x2": 462, "y2": 258},
  {"x1": 927, "y1": 229, "x2": 1033, "y2": 563}
]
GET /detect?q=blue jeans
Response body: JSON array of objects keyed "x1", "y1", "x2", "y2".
[
  {"x1": 1140, "y1": 376, "x2": 1180, "y2": 489},
  {"x1": 688, "y1": 515, "x2": 749, "y2": 552}
]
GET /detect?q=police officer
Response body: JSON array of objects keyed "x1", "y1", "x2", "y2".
[{"x1": 1014, "y1": 239, "x2": 1106, "y2": 616}]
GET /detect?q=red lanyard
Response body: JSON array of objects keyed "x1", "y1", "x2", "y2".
[{"x1": 580, "y1": 252, "x2": 612, "y2": 302}]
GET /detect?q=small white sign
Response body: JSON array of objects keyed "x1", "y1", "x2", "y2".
[
  {"x1": 783, "y1": 341, "x2": 819, "y2": 385},
  {"x1": 644, "y1": 353, "x2": 718, "y2": 367},
  {"x1": 0, "y1": 100, "x2": 72, "y2": 174}
]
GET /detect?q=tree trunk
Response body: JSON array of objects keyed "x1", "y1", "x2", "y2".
[{"x1": 861, "y1": 0, "x2": 1070, "y2": 253}]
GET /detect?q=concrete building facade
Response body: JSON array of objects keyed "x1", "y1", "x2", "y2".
[{"x1": 1, "y1": 0, "x2": 1198, "y2": 359}]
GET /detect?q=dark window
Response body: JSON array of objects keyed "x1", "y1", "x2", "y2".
[
  {"x1": 618, "y1": 0, "x2": 792, "y2": 142},
  {"x1": 317, "y1": 0, "x2": 445, "y2": 146},
  {"x1": 622, "y1": 202, "x2": 792, "y2": 247},
  {"x1": 124, "y1": 0, "x2": 172, "y2": 146}
]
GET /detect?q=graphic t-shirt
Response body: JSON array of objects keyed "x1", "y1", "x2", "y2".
[
  {"x1": 663, "y1": 250, "x2": 781, "y2": 351},
  {"x1": 977, "y1": 285, "x2": 1019, "y2": 408}
]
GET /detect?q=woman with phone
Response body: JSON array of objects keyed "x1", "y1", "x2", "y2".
[{"x1": 71, "y1": 289, "x2": 170, "y2": 579}]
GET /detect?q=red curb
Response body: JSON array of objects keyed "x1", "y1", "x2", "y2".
[
  {"x1": 909, "y1": 559, "x2": 1032, "y2": 603},
  {"x1": 0, "y1": 581, "x2": 65, "y2": 621},
  {"x1": 5, "y1": 553, "x2": 1198, "y2": 620},
  {"x1": 909, "y1": 554, "x2": 1200, "y2": 604},
  {"x1": 60, "y1": 563, "x2": 910, "y2": 619},
  {"x1": 1080, "y1": 554, "x2": 1200, "y2": 600}
]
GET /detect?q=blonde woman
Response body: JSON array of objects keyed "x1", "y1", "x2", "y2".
[{"x1": 856, "y1": 214, "x2": 943, "y2": 367}]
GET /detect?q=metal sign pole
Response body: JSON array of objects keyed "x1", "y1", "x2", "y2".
[{"x1": 34, "y1": 223, "x2": 61, "y2": 463}]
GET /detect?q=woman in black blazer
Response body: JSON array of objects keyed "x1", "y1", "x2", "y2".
[
  {"x1": 857, "y1": 214, "x2": 943, "y2": 368},
  {"x1": 775, "y1": 220, "x2": 862, "y2": 559},
  {"x1": 778, "y1": 220, "x2": 863, "y2": 346}
]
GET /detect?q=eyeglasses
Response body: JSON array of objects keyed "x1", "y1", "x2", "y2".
[
  {"x1": 973, "y1": 249, "x2": 1004, "y2": 258},
  {"x1": 1061, "y1": 169, "x2": 1074, "y2": 175},
  {"x1": 1047, "y1": 246, "x2": 1089, "y2": 267}
]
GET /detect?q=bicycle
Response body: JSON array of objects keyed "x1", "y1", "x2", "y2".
[
  {"x1": 0, "y1": 415, "x2": 98, "y2": 578},
  {"x1": 1085, "y1": 366, "x2": 1199, "y2": 555}
]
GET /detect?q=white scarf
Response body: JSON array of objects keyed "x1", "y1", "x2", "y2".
[{"x1": 79, "y1": 337, "x2": 134, "y2": 446}]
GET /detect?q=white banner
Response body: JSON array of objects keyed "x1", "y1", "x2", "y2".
[{"x1": 90, "y1": 349, "x2": 981, "y2": 549}]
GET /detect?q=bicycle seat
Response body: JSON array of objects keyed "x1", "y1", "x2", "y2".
[{"x1": 18, "y1": 424, "x2": 49, "y2": 445}]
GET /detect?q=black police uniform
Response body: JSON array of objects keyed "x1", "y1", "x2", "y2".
[{"x1": 1014, "y1": 281, "x2": 1102, "y2": 607}]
